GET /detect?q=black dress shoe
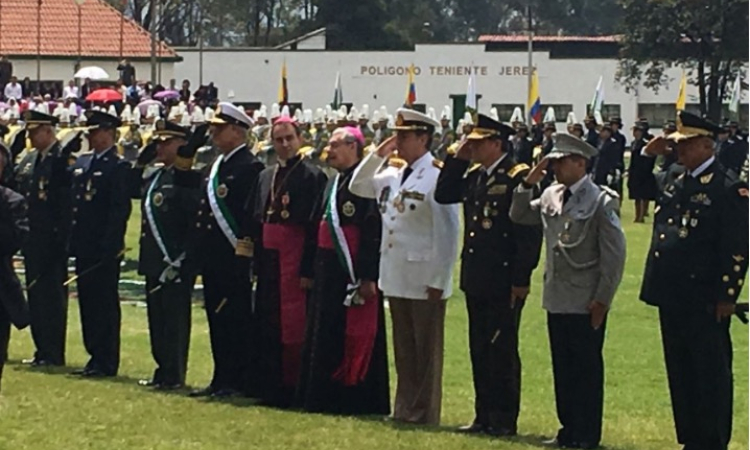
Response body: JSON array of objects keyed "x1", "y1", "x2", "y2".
[
  {"x1": 457, "y1": 422, "x2": 486, "y2": 434},
  {"x1": 576, "y1": 441, "x2": 599, "y2": 449},
  {"x1": 138, "y1": 379, "x2": 160, "y2": 387},
  {"x1": 155, "y1": 383, "x2": 184, "y2": 391},
  {"x1": 71, "y1": 368, "x2": 90, "y2": 376},
  {"x1": 542, "y1": 437, "x2": 569, "y2": 448},
  {"x1": 486, "y1": 426, "x2": 517, "y2": 437},
  {"x1": 82, "y1": 369, "x2": 113, "y2": 378},
  {"x1": 188, "y1": 386, "x2": 216, "y2": 397},
  {"x1": 211, "y1": 388, "x2": 240, "y2": 398}
]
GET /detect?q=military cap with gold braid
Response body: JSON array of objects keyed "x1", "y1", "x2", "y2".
[
  {"x1": 23, "y1": 110, "x2": 59, "y2": 130},
  {"x1": 667, "y1": 110, "x2": 724, "y2": 142},
  {"x1": 392, "y1": 107, "x2": 440, "y2": 133},
  {"x1": 467, "y1": 113, "x2": 516, "y2": 140},
  {"x1": 152, "y1": 118, "x2": 191, "y2": 142}
]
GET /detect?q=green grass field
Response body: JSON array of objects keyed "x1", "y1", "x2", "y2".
[{"x1": 0, "y1": 199, "x2": 747, "y2": 450}]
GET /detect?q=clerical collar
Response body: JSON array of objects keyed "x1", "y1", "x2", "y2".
[
  {"x1": 482, "y1": 153, "x2": 507, "y2": 175},
  {"x1": 689, "y1": 156, "x2": 715, "y2": 178},
  {"x1": 278, "y1": 154, "x2": 300, "y2": 168},
  {"x1": 223, "y1": 144, "x2": 245, "y2": 162},
  {"x1": 567, "y1": 175, "x2": 587, "y2": 195}
]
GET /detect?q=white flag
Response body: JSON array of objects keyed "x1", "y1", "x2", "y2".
[
  {"x1": 590, "y1": 75, "x2": 605, "y2": 113},
  {"x1": 729, "y1": 72, "x2": 741, "y2": 114},
  {"x1": 466, "y1": 71, "x2": 477, "y2": 112}
]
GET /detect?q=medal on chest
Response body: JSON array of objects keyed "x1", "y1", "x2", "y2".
[
  {"x1": 342, "y1": 200, "x2": 356, "y2": 217},
  {"x1": 679, "y1": 211, "x2": 690, "y2": 238},
  {"x1": 393, "y1": 192, "x2": 406, "y2": 213},
  {"x1": 216, "y1": 183, "x2": 229, "y2": 199},
  {"x1": 560, "y1": 220, "x2": 571, "y2": 243},
  {"x1": 152, "y1": 191, "x2": 164, "y2": 207},
  {"x1": 84, "y1": 179, "x2": 95, "y2": 201},
  {"x1": 280, "y1": 193, "x2": 291, "y2": 219},
  {"x1": 37, "y1": 177, "x2": 48, "y2": 201}
]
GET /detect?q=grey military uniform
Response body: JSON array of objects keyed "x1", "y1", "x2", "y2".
[{"x1": 510, "y1": 178, "x2": 626, "y2": 313}]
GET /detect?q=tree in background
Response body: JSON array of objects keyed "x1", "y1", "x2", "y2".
[{"x1": 617, "y1": 0, "x2": 748, "y2": 121}]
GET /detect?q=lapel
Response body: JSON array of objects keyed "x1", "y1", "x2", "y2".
[
  {"x1": 562, "y1": 178, "x2": 599, "y2": 217},
  {"x1": 400, "y1": 152, "x2": 432, "y2": 193}
]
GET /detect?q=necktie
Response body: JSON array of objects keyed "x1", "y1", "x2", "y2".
[
  {"x1": 401, "y1": 167, "x2": 413, "y2": 185},
  {"x1": 563, "y1": 189, "x2": 572, "y2": 205}
]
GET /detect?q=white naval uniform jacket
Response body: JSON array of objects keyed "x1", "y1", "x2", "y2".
[{"x1": 350, "y1": 151, "x2": 459, "y2": 300}]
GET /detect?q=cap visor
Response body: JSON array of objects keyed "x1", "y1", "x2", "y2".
[
  {"x1": 393, "y1": 125, "x2": 429, "y2": 131},
  {"x1": 666, "y1": 131, "x2": 698, "y2": 143},
  {"x1": 466, "y1": 131, "x2": 491, "y2": 140}
]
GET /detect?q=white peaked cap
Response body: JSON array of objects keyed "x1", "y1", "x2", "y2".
[
  {"x1": 281, "y1": 105, "x2": 291, "y2": 118},
  {"x1": 303, "y1": 109, "x2": 313, "y2": 123},
  {"x1": 252, "y1": 109, "x2": 260, "y2": 121},
  {"x1": 191, "y1": 106, "x2": 205, "y2": 123},
  {"x1": 132, "y1": 107, "x2": 142, "y2": 124},
  {"x1": 337, "y1": 108, "x2": 347, "y2": 121},
  {"x1": 379, "y1": 105, "x2": 388, "y2": 119},
  {"x1": 387, "y1": 114, "x2": 394, "y2": 127},
  {"x1": 258, "y1": 104, "x2": 268, "y2": 118},
  {"x1": 204, "y1": 107, "x2": 216, "y2": 121},
  {"x1": 427, "y1": 107, "x2": 437, "y2": 121},
  {"x1": 462, "y1": 111, "x2": 474, "y2": 126},
  {"x1": 271, "y1": 103, "x2": 281, "y2": 118},
  {"x1": 372, "y1": 110, "x2": 380, "y2": 122},
  {"x1": 543, "y1": 106, "x2": 556, "y2": 123},
  {"x1": 489, "y1": 107, "x2": 499, "y2": 122},
  {"x1": 566, "y1": 111, "x2": 578, "y2": 126},
  {"x1": 393, "y1": 107, "x2": 441, "y2": 130},
  {"x1": 510, "y1": 106, "x2": 524, "y2": 123},
  {"x1": 440, "y1": 105, "x2": 451, "y2": 121},
  {"x1": 338, "y1": 105, "x2": 348, "y2": 116},
  {"x1": 360, "y1": 104, "x2": 369, "y2": 119},
  {"x1": 314, "y1": 108, "x2": 325, "y2": 122},
  {"x1": 347, "y1": 106, "x2": 358, "y2": 121},
  {"x1": 293, "y1": 108, "x2": 303, "y2": 122},
  {"x1": 107, "y1": 105, "x2": 117, "y2": 117},
  {"x1": 211, "y1": 102, "x2": 254, "y2": 128},
  {"x1": 324, "y1": 105, "x2": 333, "y2": 119}
]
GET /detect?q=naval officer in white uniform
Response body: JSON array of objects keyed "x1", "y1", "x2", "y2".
[{"x1": 349, "y1": 107, "x2": 460, "y2": 425}]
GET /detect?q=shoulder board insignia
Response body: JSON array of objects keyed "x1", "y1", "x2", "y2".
[
  {"x1": 446, "y1": 142, "x2": 459, "y2": 155},
  {"x1": 507, "y1": 163, "x2": 530, "y2": 178},
  {"x1": 468, "y1": 163, "x2": 482, "y2": 173},
  {"x1": 700, "y1": 173, "x2": 714, "y2": 184},
  {"x1": 432, "y1": 159, "x2": 444, "y2": 169},
  {"x1": 389, "y1": 157, "x2": 406, "y2": 168}
]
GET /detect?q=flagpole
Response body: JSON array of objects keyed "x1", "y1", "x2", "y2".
[{"x1": 526, "y1": 2, "x2": 533, "y2": 124}]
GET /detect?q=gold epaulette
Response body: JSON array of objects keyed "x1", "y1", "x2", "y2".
[
  {"x1": 174, "y1": 155, "x2": 194, "y2": 171},
  {"x1": 468, "y1": 163, "x2": 482, "y2": 173},
  {"x1": 389, "y1": 157, "x2": 406, "y2": 168},
  {"x1": 446, "y1": 142, "x2": 460, "y2": 155},
  {"x1": 432, "y1": 159, "x2": 444, "y2": 169},
  {"x1": 508, "y1": 163, "x2": 531, "y2": 178}
]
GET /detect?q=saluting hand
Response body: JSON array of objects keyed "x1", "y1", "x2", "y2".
[
  {"x1": 375, "y1": 135, "x2": 398, "y2": 158},
  {"x1": 587, "y1": 300, "x2": 608, "y2": 330},
  {"x1": 524, "y1": 156, "x2": 550, "y2": 186},
  {"x1": 454, "y1": 138, "x2": 473, "y2": 161},
  {"x1": 643, "y1": 136, "x2": 672, "y2": 157}
]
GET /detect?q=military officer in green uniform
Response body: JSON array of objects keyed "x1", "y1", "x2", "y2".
[
  {"x1": 14, "y1": 111, "x2": 75, "y2": 367},
  {"x1": 435, "y1": 113, "x2": 542, "y2": 436},
  {"x1": 130, "y1": 120, "x2": 207, "y2": 390},
  {"x1": 640, "y1": 111, "x2": 749, "y2": 450}
]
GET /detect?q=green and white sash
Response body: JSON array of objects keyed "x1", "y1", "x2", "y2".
[
  {"x1": 207, "y1": 155, "x2": 239, "y2": 248},
  {"x1": 145, "y1": 169, "x2": 185, "y2": 283},
  {"x1": 325, "y1": 174, "x2": 363, "y2": 306}
]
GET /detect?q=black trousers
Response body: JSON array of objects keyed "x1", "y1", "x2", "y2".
[
  {"x1": 24, "y1": 247, "x2": 68, "y2": 365},
  {"x1": 0, "y1": 305, "x2": 10, "y2": 393},
  {"x1": 465, "y1": 292, "x2": 524, "y2": 431},
  {"x1": 202, "y1": 266, "x2": 254, "y2": 393},
  {"x1": 145, "y1": 276, "x2": 193, "y2": 386},
  {"x1": 659, "y1": 308, "x2": 733, "y2": 450},
  {"x1": 547, "y1": 313, "x2": 607, "y2": 447},
  {"x1": 75, "y1": 257, "x2": 122, "y2": 376}
]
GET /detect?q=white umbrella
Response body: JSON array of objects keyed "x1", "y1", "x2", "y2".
[{"x1": 74, "y1": 66, "x2": 110, "y2": 80}]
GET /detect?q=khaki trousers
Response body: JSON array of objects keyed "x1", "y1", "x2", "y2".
[{"x1": 388, "y1": 297, "x2": 447, "y2": 425}]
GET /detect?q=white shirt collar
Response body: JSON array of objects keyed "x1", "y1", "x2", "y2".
[
  {"x1": 407, "y1": 151, "x2": 432, "y2": 170},
  {"x1": 482, "y1": 153, "x2": 508, "y2": 175},
  {"x1": 223, "y1": 144, "x2": 245, "y2": 162},
  {"x1": 568, "y1": 175, "x2": 588, "y2": 194},
  {"x1": 689, "y1": 155, "x2": 715, "y2": 178},
  {"x1": 94, "y1": 147, "x2": 113, "y2": 159}
]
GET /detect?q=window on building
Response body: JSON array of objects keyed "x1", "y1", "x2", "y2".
[
  {"x1": 412, "y1": 103, "x2": 426, "y2": 114},
  {"x1": 638, "y1": 104, "x2": 677, "y2": 126},
  {"x1": 542, "y1": 104, "x2": 574, "y2": 122},
  {"x1": 491, "y1": 104, "x2": 525, "y2": 122},
  {"x1": 585, "y1": 104, "x2": 622, "y2": 122}
]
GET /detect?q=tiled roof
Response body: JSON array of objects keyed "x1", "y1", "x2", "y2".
[
  {"x1": 479, "y1": 35, "x2": 620, "y2": 43},
  {"x1": 0, "y1": 0, "x2": 176, "y2": 58}
]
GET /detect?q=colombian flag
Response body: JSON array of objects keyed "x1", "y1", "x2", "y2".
[
  {"x1": 527, "y1": 68, "x2": 542, "y2": 124},
  {"x1": 278, "y1": 60, "x2": 289, "y2": 105},
  {"x1": 405, "y1": 64, "x2": 417, "y2": 107}
]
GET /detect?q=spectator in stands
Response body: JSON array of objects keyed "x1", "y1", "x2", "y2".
[
  {"x1": 206, "y1": 82, "x2": 218, "y2": 102},
  {"x1": 179, "y1": 79, "x2": 191, "y2": 103},
  {"x1": 3, "y1": 76, "x2": 22, "y2": 101},
  {"x1": 63, "y1": 80, "x2": 79, "y2": 99},
  {"x1": 81, "y1": 78, "x2": 93, "y2": 100},
  {"x1": 117, "y1": 59, "x2": 136, "y2": 87},
  {"x1": 21, "y1": 77, "x2": 33, "y2": 99},
  {"x1": 0, "y1": 56, "x2": 12, "y2": 91}
]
